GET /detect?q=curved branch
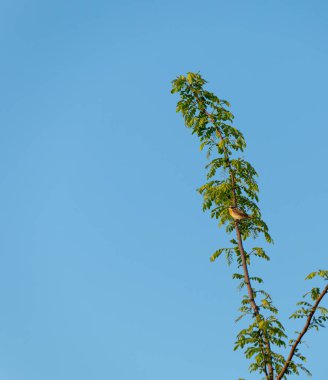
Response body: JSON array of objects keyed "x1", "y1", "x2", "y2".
[{"x1": 276, "y1": 284, "x2": 328, "y2": 380}]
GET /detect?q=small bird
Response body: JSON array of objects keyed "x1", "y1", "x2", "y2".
[{"x1": 228, "y1": 206, "x2": 251, "y2": 220}]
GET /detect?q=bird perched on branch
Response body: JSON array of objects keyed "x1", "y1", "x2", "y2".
[{"x1": 228, "y1": 206, "x2": 251, "y2": 220}]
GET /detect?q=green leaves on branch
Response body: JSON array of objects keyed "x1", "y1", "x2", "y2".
[
  {"x1": 290, "y1": 270, "x2": 328, "y2": 330},
  {"x1": 172, "y1": 72, "x2": 272, "y2": 245},
  {"x1": 172, "y1": 72, "x2": 244, "y2": 156},
  {"x1": 251, "y1": 247, "x2": 270, "y2": 261},
  {"x1": 305, "y1": 269, "x2": 328, "y2": 281},
  {"x1": 234, "y1": 315, "x2": 287, "y2": 376},
  {"x1": 210, "y1": 247, "x2": 235, "y2": 264},
  {"x1": 172, "y1": 72, "x2": 328, "y2": 379},
  {"x1": 172, "y1": 71, "x2": 276, "y2": 376}
]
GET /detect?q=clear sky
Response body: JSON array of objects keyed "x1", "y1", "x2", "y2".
[{"x1": 0, "y1": 1, "x2": 327, "y2": 379}]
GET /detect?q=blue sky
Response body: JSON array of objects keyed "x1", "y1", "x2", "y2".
[{"x1": 0, "y1": 1, "x2": 327, "y2": 379}]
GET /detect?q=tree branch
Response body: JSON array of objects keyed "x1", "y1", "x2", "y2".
[
  {"x1": 192, "y1": 93, "x2": 274, "y2": 379},
  {"x1": 235, "y1": 220, "x2": 273, "y2": 380},
  {"x1": 276, "y1": 284, "x2": 328, "y2": 380}
]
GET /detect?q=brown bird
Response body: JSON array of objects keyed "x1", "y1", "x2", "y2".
[{"x1": 228, "y1": 206, "x2": 251, "y2": 220}]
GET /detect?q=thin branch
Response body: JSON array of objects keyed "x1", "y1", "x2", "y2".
[
  {"x1": 192, "y1": 92, "x2": 274, "y2": 379},
  {"x1": 276, "y1": 284, "x2": 328, "y2": 380},
  {"x1": 235, "y1": 220, "x2": 273, "y2": 380}
]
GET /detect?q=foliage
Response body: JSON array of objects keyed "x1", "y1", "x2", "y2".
[{"x1": 171, "y1": 72, "x2": 328, "y2": 380}]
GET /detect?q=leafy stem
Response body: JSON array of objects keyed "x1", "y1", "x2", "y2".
[
  {"x1": 277, "y1": 283, "x2": 328, "y2": 380},
  {"x1": 190, "y1": 79, "x2": 274, "y2": 380},
  {"x1": 171, "y1": 71, "x2": 327, "y2": 379}
]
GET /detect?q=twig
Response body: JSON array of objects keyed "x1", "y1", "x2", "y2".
[{"x1": 276, "y1": 284, "x2": 328, "y2": 380}]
